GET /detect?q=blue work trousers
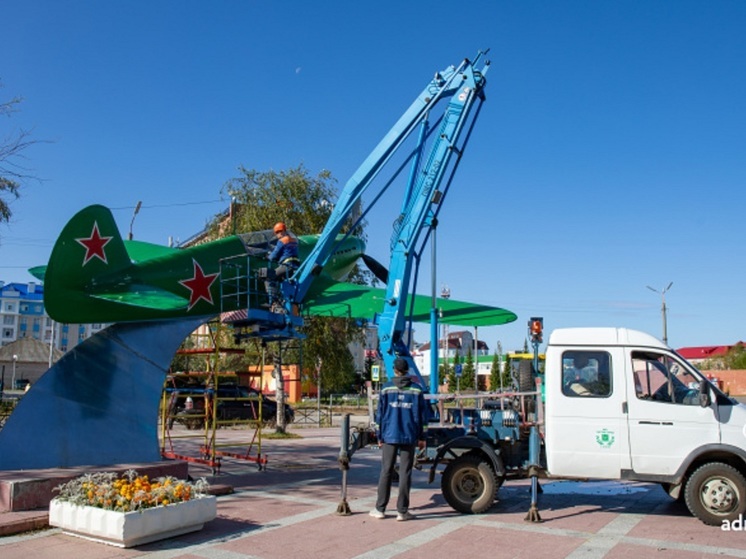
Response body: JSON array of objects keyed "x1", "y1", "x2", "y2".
[{"x1": 375, "y1": 443, "x2": 416, "y2": 514}]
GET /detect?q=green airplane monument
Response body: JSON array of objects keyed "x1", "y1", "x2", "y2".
[
  {"x1": 30, "y1": 204, "x2": 515, "y2": 328},
  {"x1": 0, "y1": 204, "x2": 515, "y2": 471}
]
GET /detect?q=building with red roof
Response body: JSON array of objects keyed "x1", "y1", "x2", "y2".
[{"x1": 676, "y1": 343, "x2": 744, "y2": 365}]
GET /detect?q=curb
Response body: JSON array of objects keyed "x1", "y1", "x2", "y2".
[{"x1": 0, "y1": 510, "x2": 49, "y2": 537}]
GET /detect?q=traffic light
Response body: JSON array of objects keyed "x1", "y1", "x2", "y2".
[{"x1": 529, "y1": 317, "x2": 543, "y2": 344}]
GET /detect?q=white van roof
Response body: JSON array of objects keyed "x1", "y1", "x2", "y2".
[{"x1": 548, "y1": 328, "x2": 667, "y2": 350}]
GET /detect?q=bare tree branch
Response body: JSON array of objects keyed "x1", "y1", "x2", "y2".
[{"x1": 0, "y1": 87, "x2": 42, "y2": 224}]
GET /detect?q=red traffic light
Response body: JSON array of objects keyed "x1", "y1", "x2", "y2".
[{"x1": 529, "y1": 317, "x2": 543, "y2": 342}]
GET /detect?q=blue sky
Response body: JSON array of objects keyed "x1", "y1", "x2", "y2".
[{"x1": 2, "y1": 1, "x2": 745, "y2": 352}]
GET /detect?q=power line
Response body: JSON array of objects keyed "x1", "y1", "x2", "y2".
[{"x1": 109, "y1": 199, "x2": 226, "y2": 211}]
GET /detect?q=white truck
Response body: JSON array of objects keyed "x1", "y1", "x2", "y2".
[{"x1": 418, "y1": 327, "x2": 746, "y2": 526}]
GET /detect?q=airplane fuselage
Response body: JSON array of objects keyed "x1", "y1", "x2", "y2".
[{"x1": 42, "y1": 205, "x2": 365, "y2": 324}]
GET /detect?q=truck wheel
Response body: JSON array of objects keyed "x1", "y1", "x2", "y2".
[
  {"x1": 684, "y1": 462, "x2": 746, "y2": 525},
  {"x1": 441, "y1": 454, "x2": 497, "y2": 514},
  {"x1": 517, "y1": 360, "x2": 536, "y2": 414},
  {"x1": 518, "y1": 360, "x2": 534, "y2": 392}
]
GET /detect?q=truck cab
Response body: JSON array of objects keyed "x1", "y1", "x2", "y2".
[{"x1": 544, "y1": 327, "x2": 746, "y2": 525}]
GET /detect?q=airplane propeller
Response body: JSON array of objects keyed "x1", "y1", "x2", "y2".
[{"x1": 361, "y1": 253, "x2": 389, "y2": 285}]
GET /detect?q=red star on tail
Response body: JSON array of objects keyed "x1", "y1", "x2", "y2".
[
  {"x1": 76, "y1": 222, "x2": 113, "y2": 265},
  {"x1": 179, "y1": 260, "x2": 219, "y2": 310}
]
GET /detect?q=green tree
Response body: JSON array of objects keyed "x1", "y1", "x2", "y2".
[
  {"x1": 211, "y1": 164, "x2": 369, "y2": 430},
  {"x1": 460, "y1": 348, "x2": 476, "y2": 391},
  {"x1": 300, "y1": 315, "x2": 363, "y2": 394},
  {"x1": 489, "y1": 351, "x2": 500, "y2": 392},
  {"x1": 447, "y1": 353, "x2": 461, "y2": 392},
  {"x1": 170, "y1": 334, "x2": 210, "y2": 373},
  {"x1": 220, "y1": 165, "x2": 337, "y2": 237},
  {"x1": 438, "y1": 362, "x2": 451, "y2": 388},
  {"x1": 502, "y1": 357, "x2": 515, "y2": 389},
  {"x1": 724, "y1": 344, "x2": 746, "y2": 370},
  {"x1": 218, "y1": 164, "x2": 370, "y2": 285}
]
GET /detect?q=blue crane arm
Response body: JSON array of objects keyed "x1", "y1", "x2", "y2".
[
  {"x1": 286, "y1": 52, "x2": 490, "y2": 390},
  {"x1": 376, "y1": 58, "x2": 489, "y2": 386},
  {"x1": 288, "y1": 54, "x2": 487, "y2": 305}
]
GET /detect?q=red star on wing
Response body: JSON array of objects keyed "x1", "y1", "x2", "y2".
[
  {"x1": 76, "y1": 222, "x2": 113, "y2": 265},
  {"x1": 179, "y1": 259, "x2": 219, "y2": 310}
]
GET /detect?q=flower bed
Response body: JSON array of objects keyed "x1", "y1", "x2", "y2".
[{"x1": 49, "y1": 470, "x2": 216, "y2": 547}]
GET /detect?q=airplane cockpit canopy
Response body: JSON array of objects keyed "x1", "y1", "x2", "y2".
[{"x1": 237, "y1": 229, "x2": 294, "y2": 256}]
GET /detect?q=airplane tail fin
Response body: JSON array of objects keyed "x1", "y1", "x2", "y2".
[{"x1": 44, "y1": 205, "x2": 132, "y2": 319}]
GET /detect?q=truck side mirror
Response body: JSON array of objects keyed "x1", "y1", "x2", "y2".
[{"x1": 698, "y1": 381, "x2": 712, "y2": 408}]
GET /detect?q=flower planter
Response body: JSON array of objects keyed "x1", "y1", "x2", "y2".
[{"x1": 49, "y1": 495, "x2": 217, "y2": 548}]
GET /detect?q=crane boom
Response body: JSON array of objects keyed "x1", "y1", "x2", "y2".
[{"x1": 288, "y1": 52, "x2": 491, "y2": 387}]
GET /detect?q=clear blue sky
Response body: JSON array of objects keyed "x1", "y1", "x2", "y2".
[{"x1": 2, "y1": 1, "x2": 745, "y2": 352}]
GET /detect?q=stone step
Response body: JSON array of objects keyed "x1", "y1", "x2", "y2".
[{"x1": 0, "y1": 461, "x2": 188, "y2": 512}]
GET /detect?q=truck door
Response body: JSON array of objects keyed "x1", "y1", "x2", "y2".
[
  {"x1": 625, "y1": 350, "x2": 719, "y2": 475},
  {"x1": 545, "y1": 348, "x2": 630, "y2": 479}
]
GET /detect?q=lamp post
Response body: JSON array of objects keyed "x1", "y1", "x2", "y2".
[
  {"x1": 128, "y1": 201, "x2": 142, "y2": 241},
  {"x1": 441, "y1": 285, "x2": 451, "y2": 391},
  {"x1": 48, "y1": 318, "x2": 56, "y2": 368},
  {"x1": 497, "y1": 340, "x2": 503, "y2": 392},
  {"x1": 12, "y1": 354, "x2": 18, "y2": 391},
  {"x1": 647, "y1": 282, "x2": 673, "y2": 345}
]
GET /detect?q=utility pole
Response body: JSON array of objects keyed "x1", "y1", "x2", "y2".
[
  {"x1": 441, "y1": 285, "x2": 450, "y2": 391},
  {"x1": 647, "y1": 282, "x2": 673, "y2": 345}
]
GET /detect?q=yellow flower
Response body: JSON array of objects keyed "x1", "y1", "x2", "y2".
[{"x1": 54, "y1": 470, "x2": 208, "y2": 512}]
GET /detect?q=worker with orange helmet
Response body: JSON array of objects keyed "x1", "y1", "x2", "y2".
[
  {"x1": 263, "y1": 222, "x2": 300, "y2": 309},
  {"x1": 268, "y1": 222, "x2": 300, "y2": 280}
]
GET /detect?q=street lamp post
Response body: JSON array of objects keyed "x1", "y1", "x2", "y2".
[
  {"x1": 12, "y1": 354, "x2": 18, "y2": 391},
  {"x1": 647, "y1": 282, "x2": 673, "y2": 345},
  {"x1": 128, "y1": 201, "x2": 142, "y2": 241},
  {"x1": 441, "y1": 285, "x2": 451, "y2": 391},
  {"x1": 497, "y1": 340, "x2": 503, "y2": 393}
]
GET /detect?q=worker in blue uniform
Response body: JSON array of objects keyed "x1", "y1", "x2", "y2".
[
  {"x1": 268, "y1": 222, "x2": 300, "y2": 280},
  {"x1": 370, "y1": 357, "x2": 427, "y2": 521},
  {"x1": 264, "y1": 222, "x2": 300, "y2": 308}
]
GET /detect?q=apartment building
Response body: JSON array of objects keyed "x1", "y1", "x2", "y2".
[{"x1": 0, "y1": 281, "x2": 106, "y2": 352}]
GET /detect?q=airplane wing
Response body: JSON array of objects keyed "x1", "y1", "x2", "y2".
[
  {"x1": 303, "y1": 282, "x2": 517, "y2": 327},
  {"x1": 91, "y1": 284, "x2": 189, "y2": 310}
]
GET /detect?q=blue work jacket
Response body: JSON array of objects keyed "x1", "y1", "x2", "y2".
[
  {"x1": 376, "y1": 375, "x2": 427, "y2": 445},
  {"x1": 269, "y1": 234, "x2": 299, "y2": 265}
]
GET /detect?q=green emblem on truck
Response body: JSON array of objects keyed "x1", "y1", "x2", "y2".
[{"x1": 595, "y1": 429, "x2": 615, "y2": 449}]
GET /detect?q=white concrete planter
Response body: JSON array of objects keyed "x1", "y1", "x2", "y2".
[{"x1": 49, "y1": 495, "x2": 217, "y2": 548}]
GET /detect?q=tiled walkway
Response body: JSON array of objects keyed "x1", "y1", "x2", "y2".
[{"x1": 2, "y1": 427, "x2": 745, "y2": 559}]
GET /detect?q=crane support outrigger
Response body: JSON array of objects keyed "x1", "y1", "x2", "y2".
[{"x1": 287, "y1": 51, "x2": 490, "y2": 385}]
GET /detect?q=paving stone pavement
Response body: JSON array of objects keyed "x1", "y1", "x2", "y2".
[{"x1": 2, "y1": 426, "x2": 746, "y2": 559}]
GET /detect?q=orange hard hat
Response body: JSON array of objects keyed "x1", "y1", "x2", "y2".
[{"x1": 273, "y1": 222, "x2": 287, "y2": 234}]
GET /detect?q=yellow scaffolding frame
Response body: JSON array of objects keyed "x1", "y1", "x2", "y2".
[{"x1": 159, "y1": 323, "x2": 268, "y2": 474}]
